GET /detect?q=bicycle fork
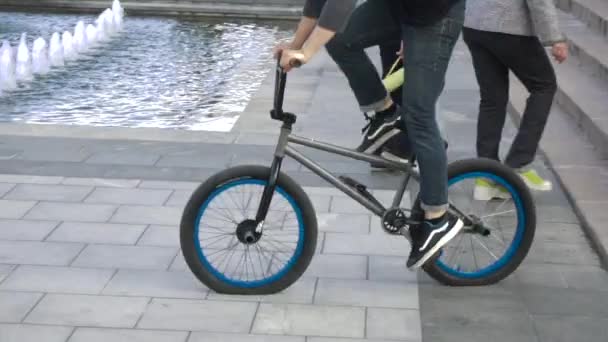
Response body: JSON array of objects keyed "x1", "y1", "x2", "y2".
[{"x1": 255, "y1": 124, "x2": 292, "y2": 232}]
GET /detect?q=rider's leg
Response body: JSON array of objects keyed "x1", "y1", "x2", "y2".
[
  {"x1": 325, "y1": 0, "x2": 403, "y2": 153},
  {"x1": 401, "y1": 0, "x2": 466, "y2": 268}
]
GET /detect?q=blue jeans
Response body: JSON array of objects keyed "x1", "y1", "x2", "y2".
[
  {"x1": 401, "y1": 1, "x2": 465, "y2": 211},
  {"x1": 326, "y1": 0, "x2": 465, "y2": 211}
]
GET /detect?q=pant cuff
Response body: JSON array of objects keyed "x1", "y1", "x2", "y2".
[
  {"x1": 360, "y1": 95, "x2": 391, "y2": 113},
  {"x1": 421, "y1": 202, "x2": 448, "y2": 212}
]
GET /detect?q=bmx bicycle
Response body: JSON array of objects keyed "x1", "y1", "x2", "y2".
[{"x1": 180, "y1": 58, "x2": 536, "y2": 294}]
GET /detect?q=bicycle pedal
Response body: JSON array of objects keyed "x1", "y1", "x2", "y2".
[{"x1": 339, "y1": 175, "x2": 383, "y2": 208}]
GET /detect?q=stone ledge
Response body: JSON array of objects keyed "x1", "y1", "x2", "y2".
[{"x1": 0, "y1": 0, "x2": 303, "y2": 20}]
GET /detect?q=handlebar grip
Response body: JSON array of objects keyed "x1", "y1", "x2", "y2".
[{"x1": 289, "y1": 59, "x2": 302, "y2": 68}]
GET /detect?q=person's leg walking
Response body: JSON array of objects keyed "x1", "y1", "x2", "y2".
[
  {"x1": 472, "y1": 32, "x2": 557, "y2": 190},
  {"x1": 401, "y1": 0, "x2": 466, "y2": 268},
  {"x1": 463, "y1": 28, "x2": 513, "y2": 200},
  {"x1": 504, "y1": 37, "x2": 557, "y2": 185},
  {"x1": 462, "y1": 28, "x2": 510, "y2": 163}
]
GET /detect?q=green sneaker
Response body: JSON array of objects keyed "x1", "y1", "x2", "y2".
[
  {"x1": 473, "y1": 179, "x2": 510, "y2": 201},
  {"x1": 519, "y1": 169, "x2": 552, "y2": 191}
]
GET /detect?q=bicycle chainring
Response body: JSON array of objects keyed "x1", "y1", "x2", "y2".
[{"x1": 381, "y1": 208, "x2": 408, "y2": 235}]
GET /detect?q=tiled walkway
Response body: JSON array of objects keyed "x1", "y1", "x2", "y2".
[{"x1": 0, "y1": 174, "x2": 422, "y2": 342}]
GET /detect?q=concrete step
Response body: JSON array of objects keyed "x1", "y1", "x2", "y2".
[
  {"x1": 509, "y1": 75, "x2": 608, "y2": 269},
  {"x1": 559, "y1": 10, "x2": 608, "y2": 85},
  {"x1": 553, "y1": 51, "x2": 608, "y2": 159},
  {"x1": 557, "y1": 0, "x2": 608, "y2": 39},
  {"x1": 0, "y1": 0, "x2": 303, "y2": 19}
]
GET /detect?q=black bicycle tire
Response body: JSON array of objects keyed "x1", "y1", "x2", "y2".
[
  {"x1": 421, "y1": 158, "x2": 536, "y2": 286},
  {"x1": 180, "y1": 165, "x2": 318, "y2": 295}
]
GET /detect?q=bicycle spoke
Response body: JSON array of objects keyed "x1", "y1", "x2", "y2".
[
  {"x1": 481, "y1": 209, "x2": 516, "y2": 220},
  {"x1": 472, "y1": 235, "x2": 499, "y2": 261}
]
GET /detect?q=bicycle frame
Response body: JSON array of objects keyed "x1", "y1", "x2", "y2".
[{"x1": 255, "y1": 58, "x2": 421, "y2": 224}]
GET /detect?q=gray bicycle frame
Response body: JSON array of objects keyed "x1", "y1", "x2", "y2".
[{"x1": 272, "y1": 125, "x2": 421, "y2": 217}]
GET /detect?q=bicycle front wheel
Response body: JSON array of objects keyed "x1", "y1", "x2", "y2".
[
  {"x1": 422, "y1": 158, "x2": 536, "y2": 286},
  {"x1": 180, "y1": 165, "x2": 318, "y2": 295}
]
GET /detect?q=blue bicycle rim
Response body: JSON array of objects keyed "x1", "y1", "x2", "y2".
[
  {"x1": 436, "y1": 171, "x2": 526, "y2": 279},
  {"x1": 194, "y1": 179, "x2": 305, "y2": 288}
]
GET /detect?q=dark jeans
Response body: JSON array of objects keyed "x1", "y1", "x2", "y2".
[
  {"x1": 326, "y1": 0, "x2": 401, "y2": 112},
  {"x1": 326, "y1": 0, "x2": 465, "y2": 210},
  {"x1": 463, "y1": 27, "x2": 558, "y2": 169}
]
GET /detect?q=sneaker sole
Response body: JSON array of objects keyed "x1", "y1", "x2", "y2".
[
  {"x1": 363, "y1": 128, "x2": 400, "y2": 154},
  {"x1": 410, "y1": 219, "x2": 464, "y2": 269},
  {"x1": 520, "y1": 176, "x2": 552, "y2": 191},
  {"x1": 367, "y1": 117, "x2": 400, "y2": 140}
]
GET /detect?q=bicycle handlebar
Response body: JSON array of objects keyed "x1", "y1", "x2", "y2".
[{"x1": 271, "y1": 52, "x2": 300, "y2": 124}]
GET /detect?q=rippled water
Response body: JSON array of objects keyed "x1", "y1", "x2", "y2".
[{"x1": 0, "y1": 12, "x2": 292, "y2": 131}]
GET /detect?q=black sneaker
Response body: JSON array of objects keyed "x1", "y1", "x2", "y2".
[
  {"x1": 406, "y1": 213, "x2": 464, "y2": 269},
  {"x1": 356, "y1": 109, "x2": 401, "y2": 154}
]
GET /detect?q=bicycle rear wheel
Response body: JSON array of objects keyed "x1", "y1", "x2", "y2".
[
  {"x1": 422, "y1": 158, "x2": 536, "y2": 286},
  {"x1": 180, "y1": 165, "x2": 318, "y2": 295}
]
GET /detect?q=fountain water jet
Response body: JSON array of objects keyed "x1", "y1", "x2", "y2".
[
  {"x1": 112, "y1": 0, "x2": 125, "y2": 29},
  {"x1": 0, "y1": 40, "x2": 16, "y2": 90},
  {"x1": 86, "y1": 24, "x2": 98, "y2": 47},
  {"x1": 49, "y1": 32, "x2": 64, "y2": 67},
  {"x1": 73, "y1": 21, "x2": 88, "y2": 53},
  {"x1": 95, "y1": 12, "x2": 110, "y2": 42},
  {"x1": 16, "y1": 33, "x2": 32, "y2": 82},
  {"x1": 102, "y1": 9, "x2": 117, "y2": 35},
  {"x1": 62, "y1": 31, "x2": 77, "y2": 61},
  {"x1": 32, "y1": 37, "x2": 50, "y2": 75}
]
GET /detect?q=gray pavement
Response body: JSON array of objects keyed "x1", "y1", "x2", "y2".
[{"x1": 0, "y1": 37, "x2": 606, "y2": 342}]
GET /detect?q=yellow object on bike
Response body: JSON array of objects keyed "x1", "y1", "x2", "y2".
[{"x1": 382, "y1": 57, "x2": 404, "y2": 92}]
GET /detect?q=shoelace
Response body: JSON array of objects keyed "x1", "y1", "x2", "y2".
[{"x1": 361, "y1": 113, "x2": 374, "y2": 134}]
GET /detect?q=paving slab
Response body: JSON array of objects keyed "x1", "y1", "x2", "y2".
[
  {"x1": 138, "y1": 298, "x2": 258, "y2": 333},
  {"x1": 0, "y1": 266, "x2": 114, "y2": 294},
  {"x1": 137, "y1": 225, "x2": 180, "y2": 247},
  {"x1": 25, "y1": 202, "x2": 117, "y2": 222},
  {"x1": 102, "y1": 269, "x2": 207, "y2": 299},
  {"x1": 4, "y1": 184, "x2": 93, "y2": 202},
  {"x1": 25, "y1": 294, "x2": 150, "y2": 328},
  {"x1": 69, "y1": 328, "x2": 188, "y2": 342},
  {"x1": 0, "y1": 324, "x2": 73, "y2": 342},
  {"x1": 323, "y1": 233, "x2": 410, "y2": 257},
  {"x1": 0, "y1": 220, "x2": 59, "y2": 241},
  {"x1": 314, "y1": 278, "x2": 418, "y2": 309},
  {"x1": 0, "y1": 291, "x2": 43, "y2": 323},
  {"x1": 0, "y1": 241, "x2": 84, "y2": 266},
  {"x1": 72, "y1": 244, "x2": 177, "y2": 270},
  {"x1": 188, "y1": 332, "x2": 304, "y2": 342},
  {"x1": 62, "y1": 177, "x2": 141, "y2": 188},
  {"x1": 0, "y1": 200, "x2": 37, "y2": 219},
  {"x1": 252, "y1": 303, "x2": 365, "y2": 338},
  {"x1": 533, "y1": 315, "x2": 608, "y2": 342},
  {"x1": 85, "y1": 187, "x2": 172, "y2": 206},
  {"x1": 303, "y1": 254, "x2": 367, "y2": 280},
  {"x1": 110, "y1": 205, "x2": 182, "y2": 225},
  {"x1": 367, "y1": 307, "x2": 421, "y2": 341},
  {"x1": 0, "y1": 264, "x2": 15, "y2": 283},
  {"x1": 47, "y1": 222, "x2": 147, "y2": 245}
]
